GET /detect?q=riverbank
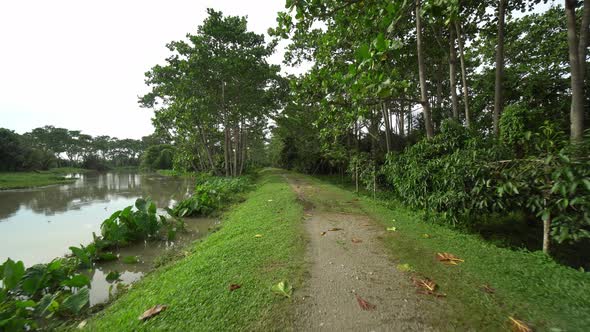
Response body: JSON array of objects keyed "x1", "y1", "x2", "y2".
[
  {"x1": 81, "y1": 169, "x2": 306, "y2": 331},
  {"x1": 0, "y1": 167, "x2": 90, "y2": 190},
  {"x1": 296, "y1": 173, "x2": 590, "y2": 331}
]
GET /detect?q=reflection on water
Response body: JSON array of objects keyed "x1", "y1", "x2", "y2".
[
  {"x1": 0, "y1": 172, "x2": 215, "y2": 306},
  {"x1": 0, "y1": 172, "x2": 192, "y2": 264}
]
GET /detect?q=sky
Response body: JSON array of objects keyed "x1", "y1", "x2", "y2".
[
  {"x1": 0, "y1": 1, "x2": 557, "y2": 140},
  {"x1": 0, "y1": 0, "x2": 300, "y2": 140}
]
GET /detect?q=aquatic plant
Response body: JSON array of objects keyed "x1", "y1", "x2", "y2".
[{"x1": 0, "y1": 258, "x2": 90, "y2": 330}]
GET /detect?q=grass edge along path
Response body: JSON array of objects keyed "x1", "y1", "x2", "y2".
[
  {"x1": 81, "y1": 169, "x2": 306, "y2": 331},
  {"x1": 296, "y1": 173, "x2": 590, "y2": 332}
]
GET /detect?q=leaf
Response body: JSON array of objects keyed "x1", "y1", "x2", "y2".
[
  {"x1": 386, "y1": 226, "x2": 397, "y2": 232},
  {"x1": 138, "y1": 304, "x2": 168, "y2": 321},
  {"x1": 436, "y1": 253, "x2": 464, "y2": 265},
  {"x1": 320, "y1": 231, "x2": 327, "y2": 236},
  {"x1": 509, "y1": 317, "x2": 533, "y2": 332},
  {"x1": 396, "y1": 263, "x2": 413, "y2": 272},
  {"x1": 229, "y1": 284, "x2": 241, "y2": 291},
  {"x1": 69, "y1": 246, "x2": 92, "y2": 268},
  {"x1": 61, "y1": 287, "x2": 90, "y2": 315},
  {"x1": 328, "y1": 228, "x2": 343, "y2": 232},
  {"x1": 421, "y1": 234, "x2": 431, "y2": 238},
  {"x1": 351, "y1": 238, "x2": 363, "y2": 243},
  {"x1": 271, "y1": 280, "x2": 293, "y2": 298},
  {"x1": 98, "y1": 252, "x2": 118, "y2": 262},
  {"x1": 413, "y1": 278, "x2": 437, "y2": 292},
  {"x1": 2, "y1": 258, "x2": 25, "y2": 290},
  {"x1": 106, "y1": 271, "x2": 121, "y2": 283},
  {"x1": 355, "y1": 294, "x2": 376, "y2": 310},
  {"x1": 61, "y1": 274, "x2": 91, "y2": 288},
  {"x1": 122, "y1": 256, "x2": 140, "y2": 264},
  {"x1": 254, "y1": 234, "x2": 263, "y2": 238}
]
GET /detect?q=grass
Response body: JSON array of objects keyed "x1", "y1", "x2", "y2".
[
  {"x1": 81, "y1": 168, "x2": 306, "y2": 331},
  {"x1": 293, "y1": 172, "x2": 590, "y2": 332},
  {"x1": 0, "y1": 167, "x2": 90, "y2": 189}
]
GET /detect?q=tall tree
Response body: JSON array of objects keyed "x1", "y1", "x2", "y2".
[{"x1": 565, "y1": 0, "x2": 590, "y2": 141}]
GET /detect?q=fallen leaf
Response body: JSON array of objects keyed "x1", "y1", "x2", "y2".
[
  {"x1": 412, "y1": 277, "x2": 446, "y2": 297},
  {"x1": 351, "y1": 238, "x2": 363, "y2": 243},
  {"x1": 362, "y1": 224, "x2": 371, "y2": 226},
  {"x1": 320, "y1": 231, "x2": 327, "y2": 236},
  {"x1": 267, "y1": 199, "x2": 273, "y2": 202},
  {"x1": 422, "y1": 234, "x2": 431, "y2": 238},
  {"x1": 328, "y1": 228, "x2": 343, "y2": 232},
  {"x1": 436, "y1": 252, "x2": 464, "y2": 265},
  {"x1": 138, "y1": 305, "x2": 167, "y2": 321},
  {"x1": 271, "y1": 280, "x2": 293, "y2": 298},
  {"x1": 229, "y1": 284, "x2": 241, "y2": 291},
  {"x1": 355, "y1": 294, "x2": 376, "y2": 310},
  {"x1": 414, "y1": 278, "x2": 436, "y2": 292},
  {"x1": 509, "y1": 317, "x2": 533, "y2": 332},
  {"x1": 396, "y1": 263, "x2": 413, "y2": 272},
  {"x1": 481, "y1": 284, "x2": 496, "y2": 294},
  {"x1": 254, "y1": 234, "x2": 263, "y2": 238},
  {"x1": 386, "y1": 226, "x2": 397, "y2": 232}
]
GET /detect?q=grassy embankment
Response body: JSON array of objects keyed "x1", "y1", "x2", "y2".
[
  {"x1": 0, "y1": 167, "x2": 90, "y2": 190},
  {"x1": 81, "y1": 169, "x2": 306, "y2": 331},
  {"x1": 294, "y1": 172, "x2": 590, "y2": 331}
]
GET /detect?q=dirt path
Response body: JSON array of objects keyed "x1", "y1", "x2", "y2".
[{"x1": 285, "y1": 174, "x2": 434, "y2": 332}]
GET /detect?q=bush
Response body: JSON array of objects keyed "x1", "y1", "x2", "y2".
[
  {"x1": 140, "y1": 144, "x2": 175, "y2": 170},
  {"x1": 171, "y1": 176, "x2": 252, "y2": 217}
]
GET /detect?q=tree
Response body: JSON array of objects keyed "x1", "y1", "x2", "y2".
[{"x1": 565, "y1": 0, "x2": 590, "y2": 141}]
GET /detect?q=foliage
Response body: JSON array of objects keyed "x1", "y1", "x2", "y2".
[
  {"x1": 141, "y1": 9, "x2": 285, "y2": 176},
  {"x1": 171, "y1": 176, "x2": 252, "y2": 217},
  {"x1": 382, "y1": 116, "x2": 590, "y2": 247},
  {"x1": 140, "y1": 144, "x2": 175, "y2": 171},
  {"x1": 0, "y1": 258, "x2": 90, "y2": 330}
]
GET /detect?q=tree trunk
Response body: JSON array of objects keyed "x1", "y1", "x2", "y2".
[
  {"x1": 543, "y1": 213, "x2": 552, "y2": 254},
  {"x1": 449, "y1": 24, "x2": 460, "y2": 120},
  {"x1": 455, "y1": 20, "x2": 471, "y2": 128},
  {"x1": 416, "y1": 0, "x2": 434, "y2": 138},
  {"x1": 566, "y1": 0, "x2": 589, "y2": 141},
  {"x1": 493, "y1": 0, "x2": 506, "y2": 137},
  {"x1": 381, "y1": 103, "x2": 392, "y2": 153}
]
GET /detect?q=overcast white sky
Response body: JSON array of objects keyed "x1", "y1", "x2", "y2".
[
  {"x1": 0, "y1": 0, "x2": 299, "y2": 139},
  {"x1": 0, "y1": 1, "x2": 558, "y2": 140}
]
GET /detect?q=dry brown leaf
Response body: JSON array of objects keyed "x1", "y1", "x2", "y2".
[
  {"x1": 413, "y1": 278, "x2": 437, "y2": 292},
  {"x1": 481, "y1": 284, "x2": 496, "y2": 294},
  {"x1": 328, "y1": 228, "x2": 343, "y2": 232},
  {"x1": 362, "y1": 224, "x2": 371, "y2": 226},
  {"x1": 351, "y1": 238, "x2": 363, "y2": 243},
  {"x1": 355, "y1": 294, "x2": 376, "y2": 310},
  {"x1": 412, "y1": 277, "x2": 446, "y2": 297},
  {"x1": 138, "y1": 305, "x2": 167, "y2": 321},
  {"x1": 436, "y1": 252, "x2": 465, "y2": 265},
  {"x1": 320, "y1": 231, "x2": 327, "y2": 236},
  {"x1": 229, "y1": 284, "x2": 241, "y2": 291},
  {"x1": 509, "y1": 317, "x2": 533, "y2": 332}
]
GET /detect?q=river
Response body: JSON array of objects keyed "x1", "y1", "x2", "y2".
[{"x1": 0, "y1": 172, "x2": 216, "y2": 305}]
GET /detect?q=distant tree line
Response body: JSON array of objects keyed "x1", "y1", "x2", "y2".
[{"x1": 0, "y1": 126, "x2": 165, "y2": 171}]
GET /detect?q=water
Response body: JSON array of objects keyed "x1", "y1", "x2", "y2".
[{"x1": 0, "y1": 172, "x2": 216, "y2": 305}]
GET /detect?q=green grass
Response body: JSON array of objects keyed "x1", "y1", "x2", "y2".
[
  {"x1": 293, "y1": 173, "x2": 590, "y2": 332},
  {"x1": 0, "y1": 168, "x2": 87, "y2": 189},
  {"x1": 81, "y1": 169, "x2": 306, "y2": 331}
]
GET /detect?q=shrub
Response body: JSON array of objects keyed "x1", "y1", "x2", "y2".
[{"x1": 171, "y1": 176, "x2": 252, "y2": 217}]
